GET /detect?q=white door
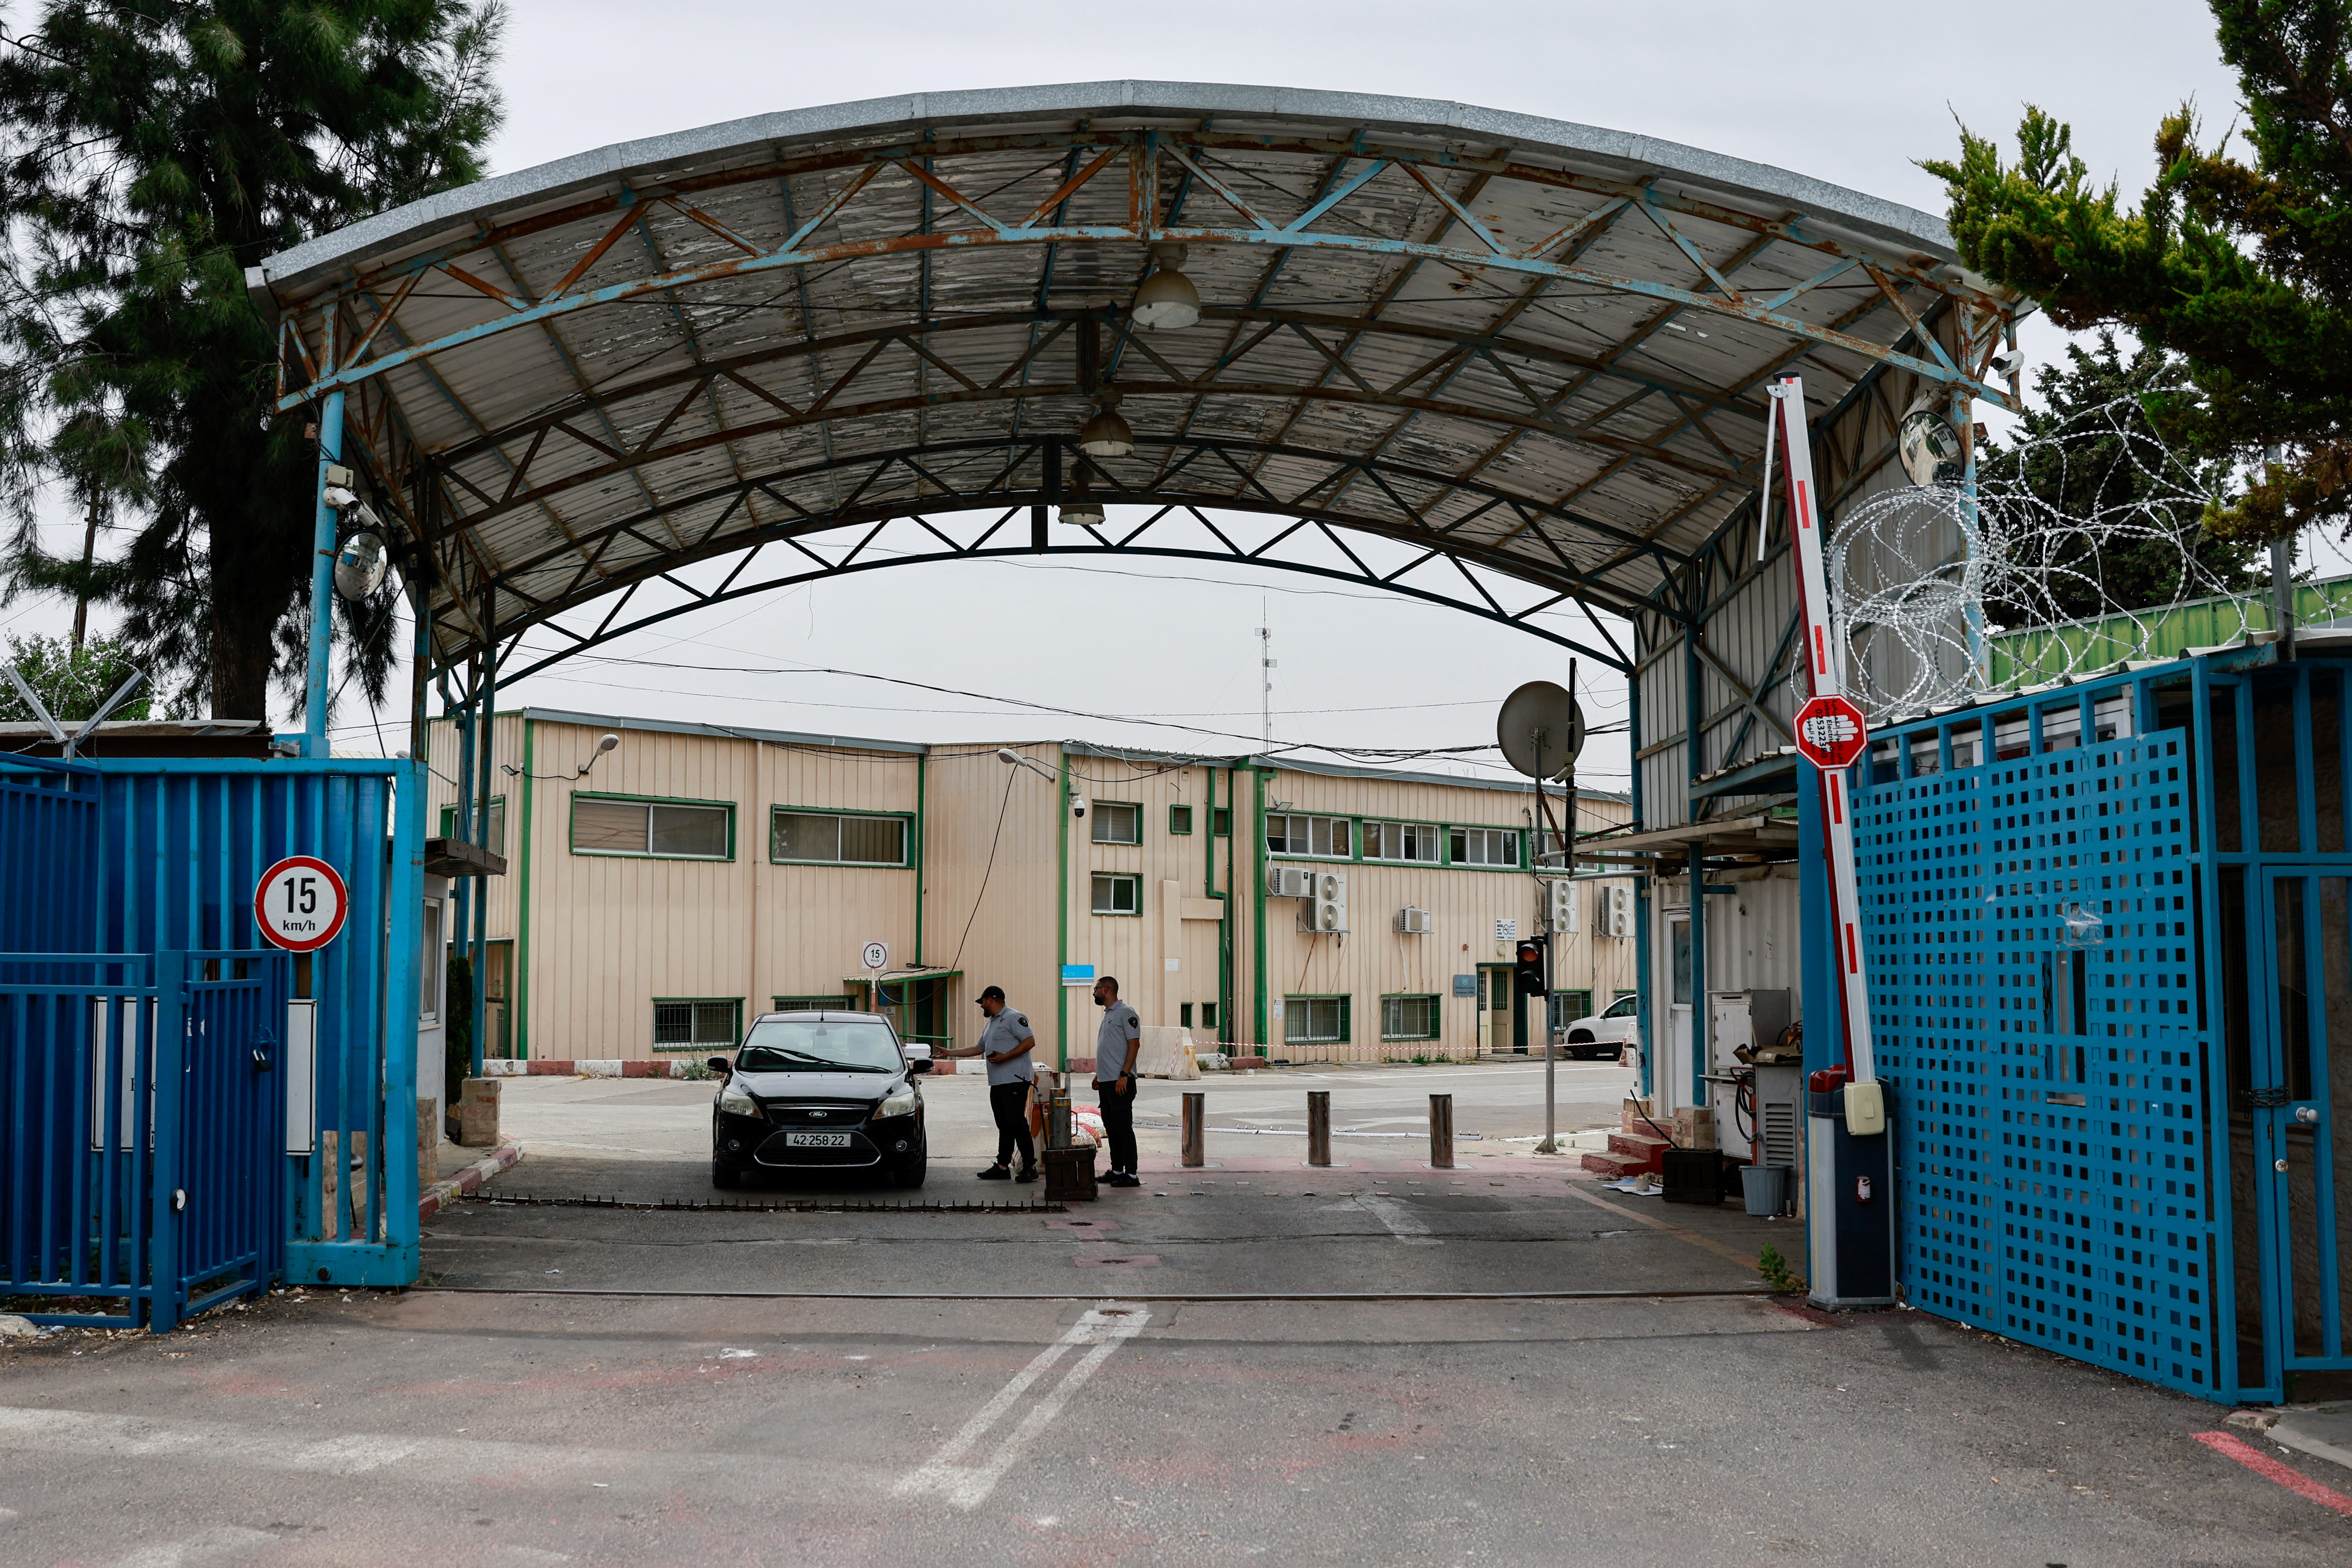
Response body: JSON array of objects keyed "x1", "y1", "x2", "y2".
[{"x1": 1667, "y1": 914, "x2": 1693, "y2": 1111}]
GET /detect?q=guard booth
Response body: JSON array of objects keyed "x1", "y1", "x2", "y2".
[
  {"x1": 0, "y1": 749, "x2": 425, "y2": 1329},
  {"x1": 1850, "y1": 639, "x2": 2352, "y2": 1403}
]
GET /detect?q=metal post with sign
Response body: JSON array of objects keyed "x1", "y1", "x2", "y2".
[{"x1": 1763, "y1": 372, "x2": 1896, "y2": 1308}]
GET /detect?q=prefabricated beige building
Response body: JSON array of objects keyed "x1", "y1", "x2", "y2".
[{"x1": 426, "y1": 709, "x2": 1634, "y2": 1066}]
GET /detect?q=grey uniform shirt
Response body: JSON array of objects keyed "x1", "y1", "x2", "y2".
[
  {"x1": 1093, "y1": 1001, "x2": 1141, "y2": 1085},
  {"x1": 978, "y1": 1008, "x2": 1036, "y2": 1086}
]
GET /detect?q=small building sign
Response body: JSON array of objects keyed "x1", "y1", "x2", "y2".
[
  {"x1": 1061, "y1": 963, "x2": 1095, "y2": 987},
  {"x1": 1453, "y1": 974, "x2": 1477, "y2": 997},
  {"x1": 1494, "y1": 918, "x2": 1518, "y2": 942}
]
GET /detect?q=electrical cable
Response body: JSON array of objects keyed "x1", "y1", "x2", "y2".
[{"x1": 948, "y1": 767, "x2": 1019, "y2": 975}]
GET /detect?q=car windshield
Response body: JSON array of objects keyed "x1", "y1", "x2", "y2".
[{"x1": 735, "y1": 1017, "x2": 902, "y2": 1073}]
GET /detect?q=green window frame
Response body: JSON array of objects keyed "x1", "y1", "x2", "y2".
[
  {"x1": 1283, "y1": 994, "x2": 1350, "y2": 1044},
  {"x1": 1168, "y1": 804, "x2": 1194, "y2": 835},
  {"x1": 438, "y1": 794, "x2": 506, "y2": 854},
  {"x1": 1091, "y1": 872, "x2": 1142, "y2": 915},
  {"x1": 1210, "y1": 806, "x2": 1231, "y2": 837},
  {"x1": 1266, "y1": 812, "x2": 1352, "y2": 860},
  {"x1": 1362, "y1": 820, "x2": 1440, "y2": 863},
  {"x1": 769, "y1": 806, "x2": 910, "y2": 866},
  {"x1": 1380, "y1": 993, "x2": 1439, "y2": 1041},
  {"x1": 653, "y1": 997, "x2": 742, "y2": 1051},
  {"x1": 1446, "y1": 824, "x2": 1522, "y2": 869},
  {"x1": 1091, "y1": 800, "x2": 1142, "y2": 845},
  {"x1": 571, "y1": 793, "x2": 735, "y2": 861}
]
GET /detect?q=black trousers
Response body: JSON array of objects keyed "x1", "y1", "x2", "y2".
[
  {"x1": 989, "y1": 1081, "x2": 1035, "y2": 1169},
  {"x1": 1096, "y1": 1077, "x2": 1138, "y2": 1173}
]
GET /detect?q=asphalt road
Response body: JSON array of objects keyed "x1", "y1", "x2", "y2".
[
  {"x1": 489, "y1": 1059, "x2": 1643, "y2": 1204},
  {"x1": 3, "y1": 1285, "x2": 2343, "y2": 1566}
]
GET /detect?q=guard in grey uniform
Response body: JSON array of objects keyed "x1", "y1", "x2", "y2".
[
  {"x1": 944, "y1": 984, "x2": 1037, "y2": 1181},
  {"x1": 1091, "y1": 974, "x2": 1142, "y2": 1186}
]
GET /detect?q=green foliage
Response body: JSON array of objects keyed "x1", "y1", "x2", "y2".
[
  {"x1": 1757, "y1": 1242, "x2": 1803, "y2": 1294},
  {"x1": 1978, "y1": 332, "x2": 2265, "y2": 622},
  {"x1": 1923, "y1": 2, "x2": 2352, "y2": 540},
  {"x1": 444, "y1": 950, "x2": 473, "y2": 1107},
  {"x1": 0, "y1": 2, "x2": 506, "y2": 719},
  {"x1": 0, "y1": 630, "x2": 150, "y2": 722}
]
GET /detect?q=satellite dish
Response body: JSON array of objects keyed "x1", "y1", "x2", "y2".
[{"x1": 1496, "y1": 681, "x2": 1584, "y2": 781}]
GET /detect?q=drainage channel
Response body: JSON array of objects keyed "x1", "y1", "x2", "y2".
[
  {"x1": 462, "y1": 1195, "x2": 1064, "y2": 1215},
  {"x1": 413, "y1": 1285, "x2": 1771, "y2": 1303}
]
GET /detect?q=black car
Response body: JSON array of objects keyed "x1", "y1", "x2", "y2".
[{"x1": 708, "y1": 1010, "x2": 931, "y2": 1189}]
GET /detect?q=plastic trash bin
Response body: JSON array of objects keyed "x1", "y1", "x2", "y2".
[{"x1": 1740, "y1": 1164, "x2": 1786, "y2": 1217}]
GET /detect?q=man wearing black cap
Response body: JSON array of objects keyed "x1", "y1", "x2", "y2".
[{"x1": 943, "y1": 985, "x2": 1037, "y2": 1181}]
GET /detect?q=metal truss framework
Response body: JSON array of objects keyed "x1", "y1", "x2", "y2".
[{"x1": 249, "y1": 96, "x2": 2023, "y2": 685}]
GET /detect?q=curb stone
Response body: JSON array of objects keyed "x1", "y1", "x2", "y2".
[{"x1": 420, "y1": 1142, "x2": 521, "y2": 1221}]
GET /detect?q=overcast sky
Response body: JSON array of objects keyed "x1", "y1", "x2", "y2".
[{"x1": 2, "y1": 0, "x2": 2247, "y2": 793}]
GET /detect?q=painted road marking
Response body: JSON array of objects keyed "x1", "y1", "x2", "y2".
[
  {"x1": 1355, "y1": 1192, "x2": 1440, "y2": 1245},
  {"x1": 96, "y1": 1524, "x2": 277, "y2": 1567},
  {"x1": 1559, "y1": 1183, "x2": 1765, "y2": 1272},
  {"x1": 0, "y1": 1407, "x2": 639, "y2": 1484},
  {"x1": 2194, "y1": 1430, "x2": 2352, "y2": 1517},
  {"x1": 895, "y1": 1302, "x2": 1148, "y2": 1508}
]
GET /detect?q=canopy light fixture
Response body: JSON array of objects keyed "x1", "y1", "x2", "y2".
[
  {"x1": 1059, "y1": 476, "x2": 1105, "y2": 527},
  {"x1": 1131, "y1": 243, "x2": 1200, "y2": 331},
  {"x1": 1078, "y1": 392, "x2": 1133, "y2": 459}
]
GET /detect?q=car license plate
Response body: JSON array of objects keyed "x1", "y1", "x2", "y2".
[{"x1": 784, "y1": 1131, "x2": 853, "y2": 1148}]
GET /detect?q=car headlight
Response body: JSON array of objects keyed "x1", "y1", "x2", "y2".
[
  {"x1": 875, "y1": 1086, "x2": 918, "y2": 1119},
  {"x1": 718, "y1": 1082, "x2": 760, "y2": 1117}
]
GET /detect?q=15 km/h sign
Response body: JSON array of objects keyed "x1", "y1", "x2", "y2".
[{"x1": 255, "y1": 856, "x2": 349, "y2": 952}]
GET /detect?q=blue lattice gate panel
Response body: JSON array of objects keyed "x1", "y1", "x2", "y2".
[{"x1": 1855, "y1": 678, "x2": 2226, "y2": 1400}]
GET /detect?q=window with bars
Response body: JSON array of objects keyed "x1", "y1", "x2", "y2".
[
  {"x1": 1092, "y1": 801, "x2": 1142, "y2": 845},
  {"x1": 1284, "y1": 995, "x2": 1350, "y2": 1043},
  {"x1": 1448, "y1": 825, "x2": 1520, "y2": 867},
  {"x1": 438, "y1": 796, "x2": 506, "y2": 854},
  {"x1": 654, "y1": 997, "x2": 742, "y2": 1050},
  {"x1": 1267, "y1": 813, "x2": 1351, "y2": 858},
  {"x1": 1092, "y1": 873, "x2": 1141, "y2": 915},
  {"x1": 770, "y1": 809, "x2": 908, "y2": 866},
  {"x1": 1363, "y1": 821, "x2": 1440, "y2": 863},
  {"x1": 1381, "y1": 994, "x2": 1439, "y2": 1041},
  {"x1": 771, "y1": 993, "x2": 857, "y2": 1013},
  {"x1": 571, "y1": 795, "x2": 733, "y2": 859}
]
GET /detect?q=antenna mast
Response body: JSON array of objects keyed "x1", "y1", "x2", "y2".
[{"x1": 1258, "y1": 599, "x2": 1274, "y2": 746}]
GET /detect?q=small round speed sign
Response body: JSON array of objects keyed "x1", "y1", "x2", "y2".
[
  {"x1": 255, "y1": 856, "x2": 350, "y2": 952},
  {"x1": 862, "y1": 941, "x2": 889, "y2": 971}
]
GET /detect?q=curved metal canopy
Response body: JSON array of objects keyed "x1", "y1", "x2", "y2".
[{"x1": 250, "y1": 81, "x2": 2020, "y2": 681}]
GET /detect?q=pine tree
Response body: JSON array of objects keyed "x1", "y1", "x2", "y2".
[
  {"x1": 1923, "y1": 0, "x2": 2352, "y2": 543},
  {"x1": 0, "y1": 2, "x2": 503, "y2": 721}
]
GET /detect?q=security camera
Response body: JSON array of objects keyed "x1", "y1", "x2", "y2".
[
  {"x1": 321, "y1": 483, "x2": 358, "y2": 510},
  {"x1": 1987, "y1": 349, "x2": 2025, "y2": 379},
  {"x1": 1071, "y1": 799, "x2": 1087, "y2": 819}
]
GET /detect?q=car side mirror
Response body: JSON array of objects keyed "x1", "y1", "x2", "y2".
[
  {"x1": 706, "y1": 1055, "x2": 731, "y2": 1076},
  {"x1": 906, "y1": 1057, "x2": 933, "y2": 1074}
]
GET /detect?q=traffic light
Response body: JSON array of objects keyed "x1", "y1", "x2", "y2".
[{"x1": 1513, "y1": 936, "x2": 1548, "y2": 997}]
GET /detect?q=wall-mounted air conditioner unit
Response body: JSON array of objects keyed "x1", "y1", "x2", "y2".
[
  {"x1": 1396, "y1": 906, "x2": 1433, "y2": 935},
  {"x1": 1603, "y1": 885, "x2": 1633, "y2": 938},
  {"x1": 1545, "y1": 879, "x2": 1577, "y2": 933},
  {"x1": 1267, "y1": 866, "x2": 1314, "y2": 898},
  {"x1": 1299, "y1": 870, "x2": 1347, "y2": 934}
]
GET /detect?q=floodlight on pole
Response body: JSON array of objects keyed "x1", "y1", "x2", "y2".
[{"x1": 996, "y1": 746, "x2": 1058, "y2": 783}]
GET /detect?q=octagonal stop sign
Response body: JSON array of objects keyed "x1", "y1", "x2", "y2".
[{"x1": 1794, "y1": 694, "x2": 1869, "y2": 771}]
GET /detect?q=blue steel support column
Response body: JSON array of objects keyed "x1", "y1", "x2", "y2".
[
  {"x1": 1954, "y1": 386, "x2": 1986, "y2": 691},
  {"x1": 383, "y1": 758, "x2": 425, "y2": 1278},
  {"x1": 1688, "y1": 840, "x2": 1706, "y2": 1113},
  {"x1": 303, "y1": 393, "x2": 344, "y2": 758},
  {"x1": 1797, "y1": 760, "x2": 1838, "y2": 1287},
  {"x1": 1630, "y1": 666, "x2": 1653, "y2": 1098},
  {"x1": 469, "y1": 595, "x2": 496, "y2": 1079}
]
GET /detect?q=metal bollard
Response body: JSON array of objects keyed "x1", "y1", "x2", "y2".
[
  {"x1": 1307, "y1": 1090, "x2": 1331, "y2": 1166},
  {"x1": 1182, "y1": 1091, "x2": 1206, "y2": 1167},
  {"x1": 1428, "y1": 1093, "x2": 1454, "y2": 1169}
]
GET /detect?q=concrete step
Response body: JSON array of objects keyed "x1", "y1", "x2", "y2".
[
  {"x1": 1607, "y1": 1129, "x2": 1672, "y2": 1162},
  {"x1": 1581, "y1": 1149, "x2": 1653, "y2": 1179}
]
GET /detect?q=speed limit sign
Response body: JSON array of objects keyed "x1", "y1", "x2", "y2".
[
  {"x1": 862, "y1": 941, "x2": 889, "y2": 972},
  {"x1": 254, "y1": 856, "x2": 350, "y2": 952}
]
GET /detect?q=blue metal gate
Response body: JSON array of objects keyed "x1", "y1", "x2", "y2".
[
  {"x1": 0, "y1": 750, "x2": 423, "y2": 1325},
  {"x1": 0, "y1": 948, "x2": 288, "y2": 1329}
]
